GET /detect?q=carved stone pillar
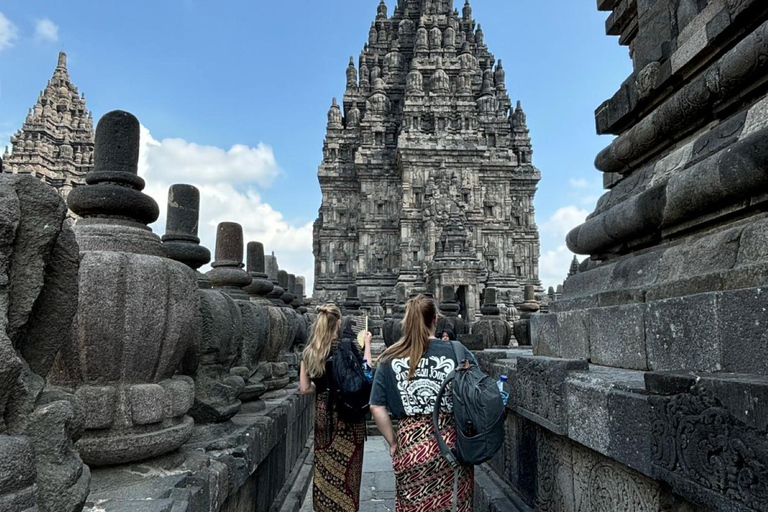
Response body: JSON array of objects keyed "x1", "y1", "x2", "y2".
[
  {"x1": 471, "y1": 288, "x2": 513, "y2": 348},
  {"x1": 514, "y1": 284, "x2": 540, "y2": 346},
  {"x1": 52, "y1": 110, "x2": 198, "y2": 467},
  {"x1": 162, "y1": 184, "x2": 244, "y2": 423},
  {"x1": 278, "y1": 270, "x2": 300, "y2": 381},
  {"x1": 383, "y1": 283, "x2": 406, "y2": 347},
  {"x1": 437, "y1": 286, "x2": 468, "y2": 338},
  {"x1": 208, "y1": 223, "x2": 268, "y2": 404},
  {"x1": 261, "y1": 255, "x2": 290, "y2": 390}
]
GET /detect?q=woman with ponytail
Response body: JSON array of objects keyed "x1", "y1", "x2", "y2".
[
  {"x1": 370, "y1": 295, "x2": 476, "y2": 512},
  {"x1": 300, "y1": 304, "x2": 372, "y2": 512}
]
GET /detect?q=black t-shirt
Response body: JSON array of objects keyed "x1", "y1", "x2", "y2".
[{"x1": 369, "y1": 339, "x2": 476, "y2": 418}]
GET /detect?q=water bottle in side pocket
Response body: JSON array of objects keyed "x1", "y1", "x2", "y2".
[{"x1": 497, "y1": 375, "x2": 510, "y2": 406}]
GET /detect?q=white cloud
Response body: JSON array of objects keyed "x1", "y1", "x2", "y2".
[
  {"x1": 540, "y1": 244, "x2": 579, "y2": 291},
  {"x1": 0, "y1": 13, "x2": 19, "y2": 52},
  {"x1": 138, "y1": 125, "x2": 315, "y2": 294},
  {"x1": 34, "y1": 18, "x2": 59, "y2": 43},
  {"x1": 569, "y1": 178, "x2": 588, "y2": 188},
  {"x1": 538, "y1": 205, "x2": 590, "y2": 290},
  {"x1": 541, "y1": 205, "x2": 589, "y2": 239}
]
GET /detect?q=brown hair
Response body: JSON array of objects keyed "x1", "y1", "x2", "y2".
[
  {"x1": 303, "y1": 304, "x2": 341, "y2": 378},
  {"x1": 378, "y1": 295, "x2": 437, "y2": 380}
]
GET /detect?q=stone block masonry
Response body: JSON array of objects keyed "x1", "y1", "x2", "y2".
[
  {"x1": 497, "y1": 0, "x2": 768, "y2": 510},
  {"x1": 83, "y1": 387, "x2": 313, "y2": 512}
]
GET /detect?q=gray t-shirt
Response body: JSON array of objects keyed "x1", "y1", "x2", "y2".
[{"x1": 369, "y1": 339, "x2": 476, "y2": 418}]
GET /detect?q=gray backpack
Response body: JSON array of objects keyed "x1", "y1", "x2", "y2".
[{"x1": 433, "y1": 341, "x2": 506, "y2": 511}]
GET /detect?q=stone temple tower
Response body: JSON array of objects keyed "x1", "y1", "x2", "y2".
[
  {"x1": 314, "y1": 0, "x2": 541, "y2": 320},
  {"x1": 2, "y1": 51, "x2": 95, "y2": 201}
]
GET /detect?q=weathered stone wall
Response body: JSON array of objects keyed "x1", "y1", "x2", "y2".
[
  {"x1": 478, "y1": 351, "x2": 702, "y2": 512},
  {"x1": 82, "y1": 388, "x2": 313, "y2": 512},
  {"x1": 477, "y1": 1, "x2": 768, "y2": 511}
]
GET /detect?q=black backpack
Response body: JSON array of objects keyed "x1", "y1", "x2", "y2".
[
  {"x1": 433, "y1": 341, "x2": 506, "y2": 511},
  {"x1": 329, "y1": 338, "x2": 372, "y2": 421}
]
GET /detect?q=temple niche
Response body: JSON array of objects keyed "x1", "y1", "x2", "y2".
[
  {"x1": 2, "y1": 52, "x2": 95, "y2": 203},
  {"x1": 313, "y1": 0, "x2": 542, "y2": 322}
]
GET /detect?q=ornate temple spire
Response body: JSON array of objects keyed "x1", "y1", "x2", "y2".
[
  {"x1": 568, "y1": 256, "x2": 580, "y2": 277},
  {"x1": 463, "y1": 0, "x2": 473, "y2": 21},
  {"x1": 3, "y1": 51, "x2": 94, "y2": 202},
  {"x1": 377, "y1": 0, "x2": 388, "y2": 20},
  {"x1": 57, "y1": 51, "x2": 67, "y2": 70},
  {"x1": 346, "y1": 56, "x2": 358, "y2": 90},
  {"x1": 511, "y1": 101, "x2": 533, "y2": 164},
  {"x1": 495, "y1": 60, "x2": 507, "y2": 91}
]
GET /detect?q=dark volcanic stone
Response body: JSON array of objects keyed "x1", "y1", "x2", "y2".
[
  {"x1": 719, "y1": 287, "x2": 768, "y2": 375},
  {"x1": 164, "y1": 184, "x2": 201, "y2": 238},
  {"x1": 68, "y1": 111, "x2": 159, "y2": 224},
  {"x1": 590, "y1": 304, "x2": 648, "y2": 370},
  {"x1": 645, "y1": 293, "x2": 721, "y2": 372},
  {"x1": 212, "y1": 222, "x2": 245, "y2": 267},
  {"x1": 247, "y1": 241, "x2": 267, "y2": 274}
]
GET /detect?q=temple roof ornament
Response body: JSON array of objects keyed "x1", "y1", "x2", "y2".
[{"x1": 376, "y1": 0, "x2": 388, "y2": 20}]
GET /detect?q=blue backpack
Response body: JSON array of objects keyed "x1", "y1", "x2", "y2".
[{"x1": 433, "y1": 341, "x2": 506, "y2": 511}]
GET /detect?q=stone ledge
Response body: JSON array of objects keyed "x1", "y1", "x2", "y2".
[
  {"x1": 473, "y1": 463, "x2": 532, "y2": 512},
  {"x1": 481, "y1": 353, "x2": 654, "y2": 478},
  {"x1": 83, "y1": 386, "x2": 313, "y2": 512},
  {"x1": 536, "y1": 283, "x2": 768, "y2": 375}
]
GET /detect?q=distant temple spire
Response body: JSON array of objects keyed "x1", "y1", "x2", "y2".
[
  {"x1": 3, "y1": 51, "x2": 94, "y2": 202},
  {"x1": 568, "y1": 256, "x2": 580, "y2": 277}
]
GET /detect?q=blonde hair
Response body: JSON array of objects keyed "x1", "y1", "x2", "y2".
[
  {"x1": 379, "y1": 295, "x2": 437, "y2": 380},
  {"x1": 303, "y1": 304, "x2": 341, "y2": 379}
]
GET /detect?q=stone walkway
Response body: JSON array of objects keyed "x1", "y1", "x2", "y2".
[{"x1": 300, "y1": 436, "x2": 396, "y2": 512}]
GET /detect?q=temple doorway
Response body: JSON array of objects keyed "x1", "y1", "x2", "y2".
[{"x1": 456, "y1": 285, "x2": 469, "y2": 320}]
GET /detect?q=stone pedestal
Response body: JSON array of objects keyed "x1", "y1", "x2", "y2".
[
  {"x1": 513, "y1": 285, "x2": 540, "y2": 347},
  {"x1": 208, "y1": 223, "x2": 268, "y2": 404},
  {"x1": 436, "y1": 285, "x2": 469, "y2": 338},
  {"x1": 342, "y1": 284, "x2": 366, "y2": 338},
  {"x1": 382, "y1": 283, "x2": 406, "y2": 347},
  {"x1": 243, "y1": 241, "x2": 286, "y2": 396},
  {"x1": 52, "y1": 111, "x2": 197, "y2": 467},
  {"x1": 163, "y1": 184, "x2": 245, "y2": 423},
  {"x1": 471, "y1": 288, "x2": 512, "y2": 348},
  {"x1": 262, "y1": 254, "x2": 290, "y2": 390}
]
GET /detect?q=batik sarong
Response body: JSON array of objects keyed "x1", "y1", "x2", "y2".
[
  {"x1": 313, "y1": 391, "x2": 366, "y2": 512},
  {"x1": 393, "y1": 413, "x2": 474, "y2": 512}
]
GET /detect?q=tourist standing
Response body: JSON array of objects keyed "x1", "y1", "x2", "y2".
[
  {"x1": 299, "y1": 304, "x2": 372, "y2": 512},
  {"x1": 370, "y1": 295, "x2": 475, "y2": 512}
]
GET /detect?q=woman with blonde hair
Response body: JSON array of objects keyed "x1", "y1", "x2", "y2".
[
  {"x1": 370, "y1": 295, "x2": 476, "y2": 512},
  {"x1": 300, "y1": 304, "x2": 372, "y2": 512}
]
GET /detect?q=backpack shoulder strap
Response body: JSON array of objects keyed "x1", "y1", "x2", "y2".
[
  {"x1": 432, "y1": 369, "x2": 458, "y2": 468},
  {"x1": 449, "y1": 340, "x2": 464, "y2": 366},
  {"x1": 433, "y1": 340, "x2": 466, "y2": 469}
]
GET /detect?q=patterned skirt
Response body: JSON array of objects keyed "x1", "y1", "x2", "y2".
[
  {"x1": 313, "y1": 392, "x2": 366, "y2": 512},
  {"x1": 393, "y1": 414, "x2": 474, "y2": 512}
]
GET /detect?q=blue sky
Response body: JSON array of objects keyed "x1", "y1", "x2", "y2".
[{"x1": 0, "y1": 0, "x2": 631, "y2": 292}]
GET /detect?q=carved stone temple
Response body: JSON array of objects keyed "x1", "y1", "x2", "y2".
[
  {"x1": 313, "y1": 0, "x2": 542, "y2": 320},
  {"x1": 2, "y1": 52, "x2": 95, "y2": 202},
  {"x1": 478, "y1": 1, "x2": 768, "y2": 512}
]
